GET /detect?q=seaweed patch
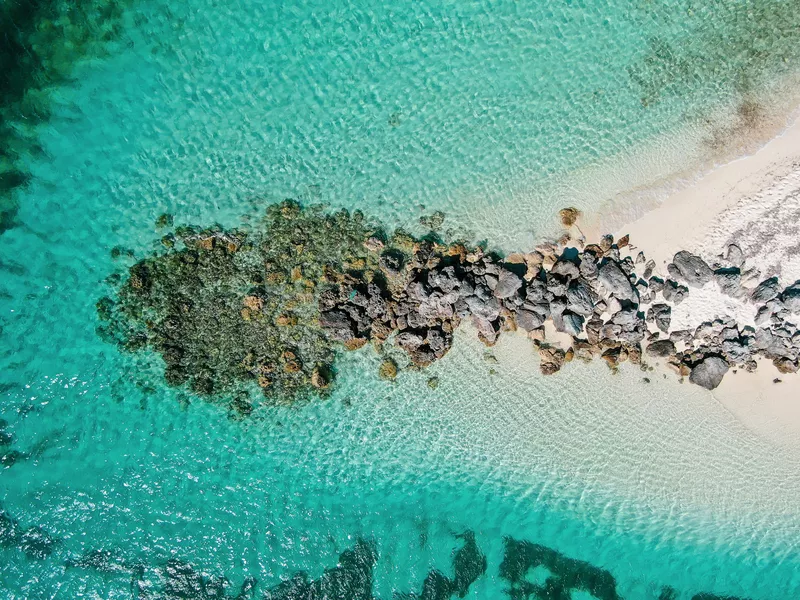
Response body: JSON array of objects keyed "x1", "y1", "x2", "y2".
[{"x1": 0, "y1": 0, "x2": 133, "y2": 233}]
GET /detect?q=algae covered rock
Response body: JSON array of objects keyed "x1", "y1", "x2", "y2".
[
  {"x1": 98, "y1": 201, "x2": 377, "y2": 404},
  {"x1": 378, "y1": 359, "x2": 398, "y2": 380}
]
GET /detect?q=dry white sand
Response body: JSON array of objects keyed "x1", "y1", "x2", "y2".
[{"x1": 604, "y1": 113, "x2": 800, "y2": 448}]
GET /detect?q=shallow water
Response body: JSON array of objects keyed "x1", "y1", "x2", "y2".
[{"x1": 3, "y1": 0, "x2": 800, "y2": 598}]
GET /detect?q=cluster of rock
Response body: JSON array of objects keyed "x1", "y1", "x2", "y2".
[
  {"x1": 320, "y1": 230, "x2": 800, "y2": 391},
  {"x1": 101, "y1": 200, "x2": 800, "y2": 404}
]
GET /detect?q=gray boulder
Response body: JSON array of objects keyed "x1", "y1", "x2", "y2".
[
  {"x1": 550, "y1": 259, "x2": 580, "y2": 280},
  {"x1": 396, "y1": 332, "x2": 425, "y2": 351},
  {"x1": 555, "y1": 312, "x2": 584, "y2": 337},
  {"x1": 546, "y1": 275, "x2": 568, "y2": 297},
  {"x1": 550, "y1": 297, "x2": 568, "y2": 316},
  {"x1": 428, "y1": 266, "x2": 459, "y2": 293},
  {"x1": 662, "y1": 280, "x2": 689, "y2": 304},
  {"x1": 598, "y1": 260, "x2": 637, "y2": 301},
  {"x1": 648, "y1": 276, "x2": 664, "y2": 293},
  {"x1": 579, "y1": 258, "x2": 599, "y2": 280},
  {"x1": 669, "y1": 329, "x2": 693, "y2": 344},
  {"x1": 515, "y1": 309, "x2": 545, "y2": 332},
  {"x1": 725, "y1": 244, "x2": 745, "y2": 268},
  {"x1": 668, "y1": 251, "x2": 713, "y2": 287},
  {"x1": 472, "y1": 316, "x2": 500, "y2": 344},
  {"x1": 454, "y1": 298, "x2": 471, "y2": 318},
  {"x1": 751, "y1": 277, "x2": 780, "y2": 304},
  {"x1": 525, "y1": 279, "x2": 548, "y2": 303},
  {"x1": 647, "y1": 303, "x2": 672, "y2": 333},
  {"x1": 643, "y1": 260, "x2": 656, "y2": 281},
  {"x1": 721, "y1": 339, "x2": 751, "y2": 362},
  {"x1": 466, "y1": 295, "x2": 501, "y2": 320},
  {"x1": 319, "y1": 310, "x2": 357, "y2": 341},
  {"x1": 689, "y1": 356, "x2": 729, "y2": 390},
  {"x1": 493, "y1": 270, "x2": 523, "y2": 299},
  {"x1": 714, "y1": 269, "x2": 741, "y2": 296},
  {"x1": 646, "y1": 339, "x2": 675, "y2": 357},
  {"x1": 566, "y1": 282, "x2": 595, "y2": 316},
  {"x1": 780, "y1": 281, "x2": 800, "y2": 313},
  {"x1": 611, "y1": 308, "x2": 641, "y2": 328}
]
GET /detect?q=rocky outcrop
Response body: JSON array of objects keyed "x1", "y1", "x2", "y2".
[
  {"x1": 101, "y1": 200, "x2": 800, "y2": 402},
  {"x1": 318, "y1": 226, "x2": 800, "y2": 392}
]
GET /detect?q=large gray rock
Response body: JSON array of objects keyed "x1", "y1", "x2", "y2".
[
  {"x1": 566, "y1": 282, "x2": 595, "y2": 316},
  {"x1": 598, "y1": 260, "x2": 636, "y2": 301},
  {"x1": 555, "y1": 312, "x2": 584, "y2": 337},
  {"x1": 780, "y1": 281, "x2": 800, "y2": 313},
  {"x1": 668, "y1": 251, "x2": 713, "y2": 287},
  {"x1": 725, "y1": 243, "x2": 745, "y2": 268},
  {"x1": 611, "y1": 308, "x2": 641, "y2": 328},
  {"x1": 579, "y1": 257, "x2": 598, "y2": 280},
  {"x1": 472, "y1": 316, "x2": 500, "y2": 344},
  {"x1": 754, "y1": 304, "x2": 774, "y2": 327},
  {"x1": 395, "y1": 331, "x2": 425, "y2": 351},
  {"x1": 689, "y1": 356, "x2": 729, "y2": 390},
  {"x1": 662, "y1": 280, "x2": 689, "y2": 304},
  {"x1": 515, "y1": 309, "x2": 545, "y2": 332},
  {"x1": 751, "y1": 277, "x2": 780, "y2": 304},
  {"x1": 646, "y1": 339, "x2": 675, "y2": 357},
  {"x1": 546, "y1": 274, "x2": 568, "y2": 297},
  {"x1": 714, "y1": 269, "x2": 741, "y2": 296},
  {"x1": 319, "y1": 310, "x2": 356, "y2": 341},
  {"x1": 550, "y1": 297, "x2": 567, "y2": 316},
  {"x1": 493, "y1": 269, "x2": 523, "y2": 299},
  {"x1": 647, "y1": 303, "x2": 672, "y2": 333},
  {"x1": 550, "y1": 260, "x2": 580, "y2": 280},
  {"x1": 428, "y1": 266, "x2": 459, "y2": 293},
  {"x1": 466, "y1": 295, "x2": 501, "y2": 320},
  {"x1": 721, "y1": 339, "x2": 751, "y2": 363},
  {"x1": 525, "y1": 279, "x2": 548, "y2": 303}
]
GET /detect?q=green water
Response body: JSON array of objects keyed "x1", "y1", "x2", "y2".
[{"x1": 3, "y1": 0, "x2": 800, "y2": 597}]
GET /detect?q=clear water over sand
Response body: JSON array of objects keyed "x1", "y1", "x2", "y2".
[{"x1": 3, "y1": 0, "x2": 800, "y2": 597}]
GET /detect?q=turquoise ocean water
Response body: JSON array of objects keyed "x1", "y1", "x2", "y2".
[{"x1": 3, "y1": 0, "x2": 800, "y2": 597}]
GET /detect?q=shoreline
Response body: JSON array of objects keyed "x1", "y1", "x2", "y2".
[{"x1": 604, "y1": 112, "x2": 800, "y2": 448}]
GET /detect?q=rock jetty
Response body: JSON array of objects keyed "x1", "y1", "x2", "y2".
[
  {"x1": 319, "y1": 225, "x2": 800, "y2": 391},
  {"x1": 99, "y1": 201, "x2": 800, "y2": 406}
]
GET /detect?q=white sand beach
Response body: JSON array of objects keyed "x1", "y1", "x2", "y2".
[{"x1": 605, "y1": 113, "x2": 800, "y2": 448}]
